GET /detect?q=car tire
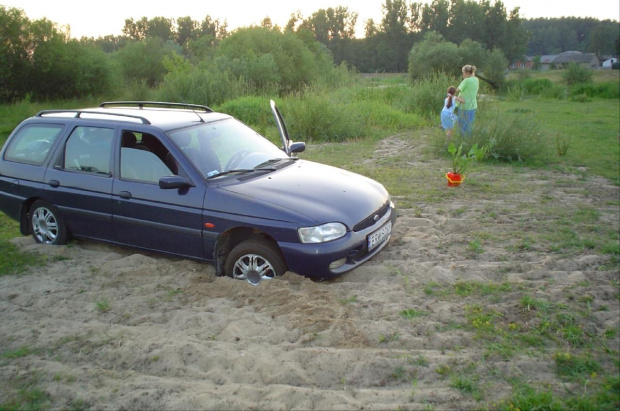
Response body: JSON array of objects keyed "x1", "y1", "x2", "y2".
[
  {"x1": 224, "y1": 239, "x2": 287, "y2": 285},
  {"x1": 29, "y1": 200, "x2": 68, "y2": 245}
]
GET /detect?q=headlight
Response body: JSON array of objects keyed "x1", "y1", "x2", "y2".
[{"x1": 298, "y1": 222, "x2": 346, "y2": 243}]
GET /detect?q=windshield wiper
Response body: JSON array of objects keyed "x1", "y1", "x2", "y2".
[
  {"x1": 206, "y1": 168, "x2": 254, "y2": 179},
  {"x1": 207, "y1": 158, "x2": 298, "y2": 179},
  {"x1": 206, "y1": 166, "x2": 279, "y2": 180},
  {"x1": 255, "y1": 157, "x2": 299, "y2": 168}
]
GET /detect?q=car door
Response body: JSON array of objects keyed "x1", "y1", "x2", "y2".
[
  {"x1": 111, "y1": 129, "x2": 206, "y2": 259},
  {"x1": 44, "y1": 124, "x2": 115, "y2": 241}
]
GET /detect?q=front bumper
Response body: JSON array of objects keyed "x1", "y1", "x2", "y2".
[{"x1": 279, "y1": 202, "x2": 397, "y2": 279}]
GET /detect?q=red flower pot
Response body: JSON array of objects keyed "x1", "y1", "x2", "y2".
[{"x1": 446, "y1": 172, "x2": 464, "y2": 187}]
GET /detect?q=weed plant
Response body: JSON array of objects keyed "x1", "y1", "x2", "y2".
[
  {"x1": 216, "y1": 96, "x2": 273, "y2": 132},
  {"x1": 402, "y1": 72, "x2": 459, "y2": 119},
  {"x1": 430, "y1": 107, "x2": 550, "y2": 164},
  {"x1": 562, "y1": 63, "x2": 593, "y2": 86},
  {"x1": 157, "y1": 62, "x2": 248, "y2": 106},
  {"x1": 475, "y1": 109, "x2": 550, "y2": 162},
  {"x1": 282, "y1": 93, "x2": 368, "y2": 141}
]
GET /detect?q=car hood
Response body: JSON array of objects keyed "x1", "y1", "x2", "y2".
[{"x1": 215, "y1": 160, "x2": 389, "y2": 228}]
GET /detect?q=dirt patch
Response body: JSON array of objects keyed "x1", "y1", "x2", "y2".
[{"x1": 1, "y1": 137, "x2": 618, "y2": 409}]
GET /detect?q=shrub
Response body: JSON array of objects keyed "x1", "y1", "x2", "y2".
[
  {"x1": 216, "y1": 27, "x2": 333, "y2": 94},
  {"x1": 503, "y1": 78, "x2": 564, "y2": 99},
  {"x1": 408, "y1": 32, "x2": 461, "y2": 81},
  {"x1": 216, "y1": 96, "x2": 274, "y2": 136},
  {"x1": 562, "y1": 63, "x2": 593, "y2": 86},
  {"x1": 349, "y1": 100, "x2": 424, "y2": 131},
  {"x1": 402, "y1": 72, "x2": 458, "y2": 119},
  {"x1": 282, "y1": 94, "x2": 368, "y2": 142},
  {"x1": 569, "y1": 82, "x2": 619, "y2": 99},
  {"x1": 216, "y1": 96, "x2": 272, "y2": 126},
  {"x1": 471, "y1": 110, "x2": 550, "y2": 162},
  {"x1": 157, "y1": 56, "x2": 246, "y2": 106}
]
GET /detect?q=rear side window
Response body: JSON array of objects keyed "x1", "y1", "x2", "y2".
[
  {"x1": 3, "y1": 124, "x2": 64, "y2": 165},
  {"x1": 64, "y1": 126, "x2": 114, "y2": 175}
]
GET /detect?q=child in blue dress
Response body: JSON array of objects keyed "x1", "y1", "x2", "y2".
[{"x1": 441, "y1": 86, "x2": 458, "y2": 141}]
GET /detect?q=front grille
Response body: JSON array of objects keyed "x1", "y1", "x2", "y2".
[{"x1": 353, "y1": 201, "x2": 390, "y2": 232}]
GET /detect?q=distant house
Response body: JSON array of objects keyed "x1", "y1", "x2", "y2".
[
  {"x1": 537, "y1": 52, "x2": 600, "y2": 71},
  {"x1": 510, "y1": 56, "x2": 533, "y2": 70},
  {"x1": 602, "y1": 57, "x2": 618, "y2": 69},
  {"x1": 539, "y1": 55, "x2": 557, "y2": 71},
  {"x1": 552, "y1": 51, "x2": 600, "y2": 69}
]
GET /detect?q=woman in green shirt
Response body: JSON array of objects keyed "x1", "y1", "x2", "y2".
[{"x1": 455, "y1": 65, "x2": 479, "y2": 137}]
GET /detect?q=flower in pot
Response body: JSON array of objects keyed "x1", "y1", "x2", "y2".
[{"x1": 446, "y1": 142, "x2": 487, "y2": 186}]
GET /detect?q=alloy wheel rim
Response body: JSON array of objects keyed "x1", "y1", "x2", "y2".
[
  {"x1": 32, "y1": 207, "x2": 58, "y2": 244},
  {"x1": 232, "y1": 253, "x2": 275, "y2": 285}
]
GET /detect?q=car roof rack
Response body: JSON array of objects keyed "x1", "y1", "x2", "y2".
[
  {"x1": 99, "y1": 101, "x2": 214, "y2": 113},
  {"x1": 36, "y1": 110, "x2": 151, "y2": 124}
]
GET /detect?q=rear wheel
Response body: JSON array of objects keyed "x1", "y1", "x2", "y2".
[
  {"x1": 29, "y1": 200, "x2": 68, "y2": 245},
  {"x1": 224, "y1": 239, "x2": 287, "y2": 285}
]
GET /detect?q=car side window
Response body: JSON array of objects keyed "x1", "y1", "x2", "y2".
[
  {"x1": 64, "y1": 126, "x2": 113, "y2": 175},
  {"x1": 120, "y1": 131, "x2": 175, "y2": 183},
  {"x1": 3, "y1": 124, "x2": 64, "y2": 165}
]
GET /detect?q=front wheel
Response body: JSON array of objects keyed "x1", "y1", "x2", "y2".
[
  {"x1": 224, "y1": 239, "x2": 287, "y2": 285},
  {"x1": 29, "y1": 200, "x2": 68, "y2": 245}
]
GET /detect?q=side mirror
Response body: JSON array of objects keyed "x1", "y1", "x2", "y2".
[
  {"x1": 159, "y1": 175, "x2": 193, "y2": 189},
  {"x1": 290, "y1": 142, "x2": 306, "y2": 154}
]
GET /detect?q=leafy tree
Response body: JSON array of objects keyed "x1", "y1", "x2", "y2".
[
  {"x1": 408, "y1": 31, "x2": 507, "y2": 89},
  {"x1": 458, "y1": 39, "x2": 487, "y2": 68},
  {"x1": 502, "y1": 7, "x2": 528, "y2": 61},
  {"x1": 408, "y1": 31, "x2": 460, "y2": 80},
  {"x1": 0, "y1": 6, "x2": 31, "y2": 101},
  {"x1": 420, "y1": 0, "x2": 450, "y2": 38},
  {"x1": 159, "y1": 54, "x2": 244, "y2": 105},
  {"x1": 0, "y1": 6, "x2": 117, "y2": 102},
  {"x1": 199, "y1": 15, "x2": 228, "y2": 43},
  {"x1": 409, "y1": 0, "x2": 525, "y2": 62},
  {"x1": 381, "y1": 0, "x2": 414, "y2": 71},
  {"x1": 216, "y1": 27, "x2": 332, "y2": 93},
  {"x1": 90, "y1": 35, "x2": 128, "y2": 53},
  {"x1": 445, "y1": 0, "x2": 486, "y2": 44},
  {"x1": 589, "y1": 22, "x2": 618, "y2": 57},
  {"x1": 114, "y1": 37, "x2": 176, "y2": 87},
  {"x1": 482, "y1": 48, "x2": 508, "y2": 89},
  {"x1": 147, "y1": 17, "x2": 174, "y2": 42},
  {"x1": 123, "y1": 17, "x2": 149, "y2": 40},
  {"x1": 176, "y1": 16, "x2": 198, "y2": 46},
  {"x1": 563, "y1": 62, "x2": 593, "y2": 85},
  {"x1": 261, "y1": 17, "x2": 273, "y2": 29},
  {"x1": 482, "y1": 0, "x2": 508, "y2": 52},
  {"x1": 523, "y1": 17, "x2": 617, "y2": 56},
  {"x1": 298, "y1": 7, "x2": 358, "y2": 66}
]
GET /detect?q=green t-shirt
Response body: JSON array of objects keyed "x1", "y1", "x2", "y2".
[{"x1": 457, "y1": 76, "x2": 479, "y2": 110}]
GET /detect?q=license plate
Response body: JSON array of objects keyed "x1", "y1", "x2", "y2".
[{"x1": 367, "y1": 221, "x2": 392, "y2": 251}]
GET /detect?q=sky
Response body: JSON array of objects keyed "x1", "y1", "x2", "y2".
[{"x1": 2, "y1": 0, "x2": 619, "y2": 39}]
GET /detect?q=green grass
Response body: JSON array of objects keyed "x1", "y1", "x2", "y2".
[
  {"x1": 1, "y1": 346, "x2": 34, "y2": 359},
  {"x1": 498, "y1": 99, "x2": 619, "y2": 183},
  {"x1": 0, "y1": 214, "x2": 45, "y2": 276}
]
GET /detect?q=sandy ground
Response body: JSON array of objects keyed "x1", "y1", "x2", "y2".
[{"x1": 1, "y1": 137, "x2": 618, "y2": 410}]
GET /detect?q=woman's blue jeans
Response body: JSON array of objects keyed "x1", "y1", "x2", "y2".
[{"x1": 458, "y1": 109, "x2": 476, "y2": 137}]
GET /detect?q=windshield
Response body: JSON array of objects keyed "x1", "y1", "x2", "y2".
[{"x1": 168, "y1": 118, "x2": 288, "y2": 178}]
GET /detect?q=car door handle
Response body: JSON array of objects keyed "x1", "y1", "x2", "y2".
[
  {"x1": 119, "y1": 191, "x2": 132, "y2": 199},
  {"x1": 49, "y1": 179, "x2": 60, "y2": 188}
]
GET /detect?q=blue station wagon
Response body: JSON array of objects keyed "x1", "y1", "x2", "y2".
[{"x1": 0, "y1": 101, "x2": 396, "y2": 284}]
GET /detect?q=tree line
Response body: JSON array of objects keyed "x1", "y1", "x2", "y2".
[{"x1": 1, "y1": 1, "x2": 618, "y2": 103}]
